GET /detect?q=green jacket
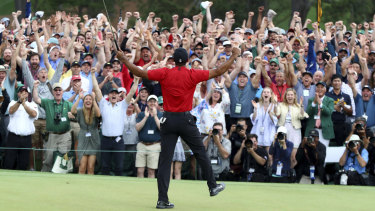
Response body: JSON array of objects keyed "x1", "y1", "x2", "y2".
[{"x1": 305, "y1": 96, "x2": 335, "y2": 140}]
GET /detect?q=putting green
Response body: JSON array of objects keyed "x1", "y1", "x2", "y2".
[{"x1": 0, "y1": 170, "x2": 373, "y2": 210}]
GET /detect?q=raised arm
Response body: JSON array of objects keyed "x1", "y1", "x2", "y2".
[
  {"x1": 116, "y1": 51, "x2": 149, "y2": 79},
  {"x1": 208, "y1": 47, "x2": 241, "y2": 79},
  {"x1": 71, "y1": 91, "x2": 83, "y2": 114},
  {"x1": 91, "y1": 67, "x2": 103, "y2": 102},
  {"x1": 125, "y1": 76, "x2": 139, "y2": 104},
  {"x1": 32, "y1": 81, "x2": 42, "y2": 105}
]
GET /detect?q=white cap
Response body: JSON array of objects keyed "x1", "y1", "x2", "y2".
[
  {"x1": 118, "y1": 87, "x2": 126, "y2": 94},
  {"x1": 349, "y1": 134, "x2": 360, "y2": 141},
  {"x1": 277, "y1": 126, "x2": 287, "y2": 134},
  {"x1": 147, "y1": 95, "x2": 158, "y2": 102},
  {"x1": 223, "y1": 41, "x2": 232, "y2": 46}
]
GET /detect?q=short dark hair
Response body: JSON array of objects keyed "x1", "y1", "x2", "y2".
[
  {"x1": 247, "y1": 134, "x2": 258, "y2": 140},
  {"x1": 237, "y1": 118, "x2": 246, "y2": 124},
  {"x1": 213, "y1": 122, "x2": 223, "y2": 130},
  {"x1": 30, "y1": 52, "x2": 39, "y2": 59}
]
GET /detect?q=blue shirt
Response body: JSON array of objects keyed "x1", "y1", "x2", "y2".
[
  {"x1": 80, "y1": 71, "x2": 97, "y2": 93},
  {"x1": 294, "y1": 79, "x2": 316, "y2": 110},
  {"x1": 354, "y1": 94, "x2": 375, "y2": 127},
  {"x1": 62, "y1": 90, "x2": 87, "y2": 109},
  {"x1": 344, "y1": 148, "x2": 369, "y2": 174},
  {"x1": 136, "y1": 111, "x2": 162, "y2": 143},
  {"x1": 228, "y1": 82, "x2": 257, "y2": 118},
  {"x1": 269, "y1": 140, "x2": 293, "y2": 176}
]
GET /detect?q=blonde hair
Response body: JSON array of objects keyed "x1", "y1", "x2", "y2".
[
  {"x1": 82, "y1": 94, "x2": 95, "y2": 125},
  {"x1": 282, "y1": 88, "x2": 299, "y2": 107},
  {"x1": 259, "y1": 87, "x2": 276, "y2": 105}
]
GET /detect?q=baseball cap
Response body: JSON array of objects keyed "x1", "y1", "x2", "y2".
[
  {"x1": 109, "y1": 88, "x2": 119, "y2": 94},
  {"x1": 0, "y1": 65, "x2": 6, "y2": 72},
  {"x1": 166, "y1": 43, "x2": 174, "y2": 48},
  {"x1": 369, "y1": 51, "x2": 375, "y2": 55},
  {"x1": 269, "y1": 58, "x2": 279, "y2": 65},
  {"x1": 192, "y1": 58, "x2": 202, "y2": 64},
  {"x1": 112, "y1": 59, "x2": 121, "y2": 64},
  {"x1": 308, "y1": 129, "x2": 319, "y2": 137},
  {"x1": 71, "y1": 61, "x2": 81, "y2": 67},
  {"x1": 47, "y1": 37, "x2": 59, "y2": 45},
  {"x1": 302, "y1": 71, "x2": 313, "y2": 78},
  {"x1": 141, "y1": 46, "x2": 151, "y2": 51},
  {"x1": 316, "y1": 81, "x2": 327, "y2": 88},
  {"x1": 83, "y1": 53, "x2": 94, "y2": 59},
  {"x1": 81, "y1": 60, "x2": 91, "y2": 66},
  {"x1": 362, "y1": 85, "x2": 372, "y2": 92},
  {"x1": 338, "y1": 48, "x2": 348, "y2": 53},
  {"x1": 118, "y1": 87, "x2": 126, "y2": 94},
  {"x1": 223, "y1": 41, "x2": 231, "y2": 46},
  {"x1": 52, "y1": 83, "x2": 62, "y2": 90},
  {"x1": 49, "y1": 46, "x2": 60, "y2": 54},
  {"x1": 249, "y1": 69, "x2": 256, "y2": 76},
  {"x1": 349, "y1": 134, "x2": 361, "y2": 141},
  {"x1": 338, "y1": 41, "x2": 348, "y2": 46},
  {"x1": 71, "y1": 75, "x2": 81, "y2": 81},
  {"x1": 139, "y1": 86, "x2": 149, "y2": 93},
  {"x1": 238, "y1": 72, "x2": 248, "y2": 78},
  {"x1": 147, "y1": 95, "x2": 158, "y2": 102},
  {"x1": 277, "y1": 126, "x2": 287, "y2": 134},
  {"x1": 17, "y1": 85, "x2": 28, "y2": 93},
  {"x1": 103, "y1": 62, "x2": 113, "y2": 68},
  {"x1": 173, "y1": 48, "x2": 188, "y2": 64}
]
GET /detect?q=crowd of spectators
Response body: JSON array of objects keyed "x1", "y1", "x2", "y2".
[{"x1": 1, "y1": 0, "x2": 375, "y2": 185}]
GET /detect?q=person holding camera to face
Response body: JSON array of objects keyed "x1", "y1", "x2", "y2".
[
  {"x1": 227, "y1": 119, "x2": 247, "y2": 175},
  {"x1": 295, "y1": 129, "x2": 326, "y2": 184},
  {"x1": 203, "y1": 122, "x2": 231, "y2": 180},
  {"x1": 269, "y1": 126, "x2": 294, "y2": 183},
  {"x1": 346, "y1": 117, "x2": 370, "y2": 149},
  {"x1": 366, "y1": 128, "x2": 375, "y2": 186},
  {"x1": 337, "y1": 134, "x2": 368, "y2": 185},
  {"x1": 233, "y1": 134, "x2": 268, "y2": 182}
]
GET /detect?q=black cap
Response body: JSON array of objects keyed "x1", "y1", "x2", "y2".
[
  {"x1": 109, "y1": 88, "x2": 119, "y2": 94},
  {"x1": 112, "y1": 59, "x2": 121, "y2": 64},
  {"x1": 362, "y1": 85, "x2": 372, "y2": 92},
  {"x1": 302, "y1": 71, "x2": 313, "y2": 78},
  {"x1": 139, "y1": 86, "x2": 149, "y2": 93},
  {"x1": 338, "y1": 48, "x2": 348, "y2": 53},
  {"x1": 355, "y1": 116, "x2": 367, "y2": 124},
  {"x1": 141, "y1": 46, "x2": 151, "y2": 51},
  {"x1": 71, "y1": 61, "x2": 81, "y2": 67},
  {"x1": 316, "y1": 81, "x2": 326, "y2": 88},
  {"x1": 83, "y1": 53, "x2": 94, "y2": 59},
  {"x1": 103, "y1": 62, "x2": 113, "y2": 68},
  {"x1": 309, "y1": 129, "x2": 319, "y2": 137},
  {"x1": 238, "y1": 72, "x2": 248, "y2": 78},
  {"x1": 331, "y1": 74, "x2": 342, "y2": 82},
  {"x1": 173, "y1": 48, "x2": 188, "y2": 65},
  {"x1": 17, "y1": 85, "x2": 28, "y2": 93},
  {"x1": 81, "y1": 60, "x2": 91, "y2": 66}
]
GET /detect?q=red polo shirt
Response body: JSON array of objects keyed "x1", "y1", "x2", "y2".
[
  {"x1": 270, "y1": 82, "x2": 290, "y2": 102},
  {"x1": 148, "y1": 66, "x2": 209, "y2": 112}
]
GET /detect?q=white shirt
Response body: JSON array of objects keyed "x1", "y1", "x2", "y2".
[
  {"x1": 7, "y1": 101, "x2": 39, "y2": 136},
  {"x1": 99, "y1": 98, "x2": 128, "y2": 136}
]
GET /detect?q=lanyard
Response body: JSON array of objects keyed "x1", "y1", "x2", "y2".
[
  {"x1": 276, "y1": 86, "x2": 284, "y2": 100},
  {"x1": 261, "y1": 103, "x2": 271, "y2": 126}
]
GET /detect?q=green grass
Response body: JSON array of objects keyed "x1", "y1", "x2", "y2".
[
  {"x1": 0, "y1": 0, "x2": 14, "y2": 16},
  {"x1": 0, "y1": 170, "x2": 373, "y2": 210}
]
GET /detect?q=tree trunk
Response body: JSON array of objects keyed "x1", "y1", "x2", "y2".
[{"x1": 291, "y1": 0, "x2": 312, "y2": 25}]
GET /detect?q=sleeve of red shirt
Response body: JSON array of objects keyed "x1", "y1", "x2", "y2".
[
  {"x1": 148, "y1": 67, "x2": 168, "y2": 81},
  {"x1": 190, "y1": 69, "x2": 209, "y2": 84},
  {"x1": 121, "y1": 65, "x2": 133, "y2": 93}
]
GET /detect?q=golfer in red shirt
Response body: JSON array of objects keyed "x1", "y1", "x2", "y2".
[{"x1": 117, "y1": 47, "x2": 240, "y2": 209}]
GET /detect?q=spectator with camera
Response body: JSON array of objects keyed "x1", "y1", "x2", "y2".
[
  {"x1": 346, "y1": 117, "x2": 370, "y2": 149},
  {"x1": 33, "y1": 81, "x2": 73, "y2": 172},
  {"x1": 295, "y1": 129, "x2": 326, "y2": 184},
  {"x1": 233, "y1": 134, "x2": 268, "y2": 182},
  {"x1": 337, "y1": 134, "x2": 368, "y2": 185},
  {"x1": 269, "y1": 126, "x2": 294, "y2": 183},
  {"x1": 227, "y1": 119, "x2": 247, "y2": 166},
  {"x1": 203, "y1": 122, "x2": 231, "y2": 180}
]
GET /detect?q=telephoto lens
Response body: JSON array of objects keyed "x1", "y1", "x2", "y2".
[
  {"x1": 277, "y1": 132, "x2": 285, "y2": 141},
  {"x1": 245, "y1": 139, "x2": 253, "y2": 148},
  {"x1": 347, "y1": 140, "x2": 356, "y2": 149},
  {"x1": 212, "y1": 129, "x2": 219, "y2": 136}
]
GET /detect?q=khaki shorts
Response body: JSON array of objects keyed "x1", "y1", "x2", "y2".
[{"x1": 135, "y1": 142, "x2": 161, "y2": 169}]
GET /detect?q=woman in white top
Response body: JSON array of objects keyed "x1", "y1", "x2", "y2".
[
  {"x1": 276, "y1": 88, "x2": 308, "y2": 168},
  {"x1": 250, "y1": 87, "x2": 278, "y2": 153},
  {"x1": 199, "y1": 84, "x2": 230, "y2": 135}
]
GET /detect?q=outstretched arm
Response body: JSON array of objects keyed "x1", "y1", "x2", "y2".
[
  {"x1": 91, "y1": 67, "x2": 103, "y2": 102},
  {"x1": 208, "y1": 47, "x2": 241, "y2": 79},
  {"x1": 117, "y1": 51, "x2": 149, "y2": 79}
]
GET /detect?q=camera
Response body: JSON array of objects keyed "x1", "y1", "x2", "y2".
[
  {"x1": 347, "y1": 140, "x2": 356, "y2": 149},
  {"x1": 322, "y1": 52, "x2": 330, "y2": 61},
  {"x1": 355, "y1": 123, "x2": 364, "y2": 131},
  {"x1": 54, "y1": 112, "x2": 61, "y2": 123},
  {"x1": 236, "y1": 124, "x2": 244, "y2": 132},
  {"x1": 276, "y1": 132, "x2": 285, "y2": 141},
  {"x1": 307, "y1": 136, "x2": 314, "y2": 144},
  {"x1": 245, "y1": 139, "x2": 253, "y2": 148},
  {"x1": 212, "y1": 129, "x2": 219, "y2": 136}
]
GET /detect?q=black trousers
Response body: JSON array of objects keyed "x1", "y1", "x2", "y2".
[
  {"x1": 331, "y1": 121, "x2": 348, "y2": 146},
  {"x1": 4, "y1": 132, "x2": 31, "y2": 170},
  {"x1": 157, "y1": 112, "x2": 217, "y2": 202},
  {"x1": 101, "y1": 136, "x2": 125, "y2": 176}
]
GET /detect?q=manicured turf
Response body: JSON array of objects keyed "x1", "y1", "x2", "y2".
[{"x1": 0, "y1": 170, "x2": 373, "y2": 210}]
